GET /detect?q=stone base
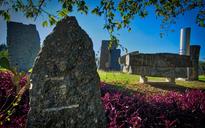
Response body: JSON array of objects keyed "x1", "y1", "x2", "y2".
[
  {"x1": 165, "y1": 77, "x2": 176, "y2": 84},
  {"x1": 139, "y1": 76, "x2": 176, "y2": 84},
  {"x1": 139, "y1": 76, "x2": 148, "y2": 84}
]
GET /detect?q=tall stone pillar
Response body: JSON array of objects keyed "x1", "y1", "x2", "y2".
[
  {"x1": 179, "y1": 27, "x2": 191, "y2": 80},
  {"x1": 7, "y1": 22, "x2": 40, "y2": 71},
  {"x1": 99, "y1": 40, "x2": 110, "y2": 71},
  {"x1": 189, "y1": 45, "x2": 201, "y2": 80},
  {"x1": 99, "y1": 40, "x2": 121, "y2": 71}
]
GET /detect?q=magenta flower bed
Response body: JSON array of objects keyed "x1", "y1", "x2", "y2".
[
  {"x1": 0, "y1": 71, "x2": 29, "y2": 128},
  {"x1": 101, "y1": 82, "x2": 205, "y2": 128},
  {"x1": 1, "y1": 71, "x2": 205, "y2": 128}
]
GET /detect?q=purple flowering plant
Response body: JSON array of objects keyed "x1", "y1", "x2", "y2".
[
  {"x1": 0, "y1": 70, "x2": 29, "y2": 128},
  {"x1": 100, "y1": 82, "x2": 205, "y2": 128},
  {"x1": 0, "y1": 71, "x2": 205, "y2": 128}
]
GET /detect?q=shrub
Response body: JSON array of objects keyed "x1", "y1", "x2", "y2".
[
  {"x1": 1, "y1": 75, "x2": 205, "y2": 128},
  {"x1": 100, "y1": 82, "x2": 205, "y2": 128},
  {"x1": 0, "y1": 70, "x2": 29, "y2": 128}
]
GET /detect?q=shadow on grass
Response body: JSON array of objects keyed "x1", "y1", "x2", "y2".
[
  {"x1": 147, "y1": 82, "x2": 191, "y2": 92},
  {"x1": 198, "y1": 80, "x2": 205, "y2": 82},
  {"x1": 103, "y1": 83, "x2": 142, "y2": 95}
]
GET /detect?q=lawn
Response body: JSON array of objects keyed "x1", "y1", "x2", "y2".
[
  {"x1": 99, "y1": 70, "x2": 205, "y2": 127},
  {"x1": 1, "y1": 69, "x2": 205, "y2": 127},
  {"x1": 98, "y1": 70, "x2": 205, "y2": 95}
]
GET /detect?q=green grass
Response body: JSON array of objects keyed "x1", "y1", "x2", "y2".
[
  {"x1": 0, "y1": 67, "x2": 8, "y2": 71},
  {"x1": 98, "y1": 70, "x2": 166, "y2": 84},
  {"x1": 199, "y1": 75, "x2": 205, "y2": 82},
  {"x1": 98, "y1": 70, "x2": 205, "y2": 94}
]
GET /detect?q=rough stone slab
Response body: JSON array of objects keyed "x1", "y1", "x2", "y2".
[
  {"x1": 99, "y1": 40, "x2": 110, "y2": 70},
  {"x1": 99, "y1": 40, "x2": 121, "y2": 71},
  {"x1": 119, "y1": 51, "x2": 139, "y2": 65},
  {"x1": 127, "y1": 66, "x2": 190, "y2": 78},
  {"x1": 188, "y1": 45, "x2": 200, "y2": 80},
  {"x1": 7, "y1": 21, "x2": 40, "y2": 71},
  {"x1": 27, "y1": 16, "x2": 106, "y2": 128},
  {"x1": 109, "y1": 49, "x2": 121, "y2": 71},
  {"x1": 120, "y1": 53, "x2": 192, "y2": 67}
]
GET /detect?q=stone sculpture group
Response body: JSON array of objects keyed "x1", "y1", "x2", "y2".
[{"x1": 5, "y1": 15, "x2": 201, "y2": 128}]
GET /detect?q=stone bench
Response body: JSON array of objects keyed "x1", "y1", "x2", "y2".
[{"x1": 119, "y1": 52, "x2": 193, "y2": 84}]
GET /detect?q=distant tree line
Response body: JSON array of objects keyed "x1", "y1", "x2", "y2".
[
  {"x1": 0, "y1": 44, "x2": 7, "y2": 51},
  {"x1": 199, "y1": 61, "x2": 205, "y2": 75},
  {"x1": 0, "y1": 44, "x2": 9, "y2": 68}
]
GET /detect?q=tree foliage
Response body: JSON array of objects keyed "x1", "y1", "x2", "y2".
[
  {"x1": 0, "y1": 44, "x2": 7, "y2": 51},
  {"x1": 0, "y1": 0, "x2": 205, "y2": 43}
]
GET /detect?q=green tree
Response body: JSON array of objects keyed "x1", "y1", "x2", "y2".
[
  {"x1": 0, "y1": 49, "x2": 8, "y2": 58},
  {"x1": 0, "y1": 44, "x2": 7, "y2": 51},
  {"x1": 0, "y1": 0, "x2": 205, "y2": 43}
]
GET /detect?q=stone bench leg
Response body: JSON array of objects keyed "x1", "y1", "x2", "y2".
[
  {"x1": 140, "y1": 75, "x2": 148, "y2": 84},
  {"x1": 165, "y1": 77, "x2": 176, "y2": 84}
]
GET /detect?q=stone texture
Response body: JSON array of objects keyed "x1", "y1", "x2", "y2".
[
  {"x1": 7, "y1": 22, "x2": 40, "y2": 71},
  {"x1": 28, "y1": 16, "x2": 106, "y2": 128},
  {"x1": 188, "y1": 45, "x2": 201, "y2": 80},
  {"x1": 99, "y1": 40, "x2": 110, "y2": 70},
  {"x1": 123, "y1": 53, "x2": 192, "y2": 67},
  {"x1": 120, "y1": 52, "x2": 193, "y2": 81},
  {"x1": 99, "y1": 40, "x2": 121, "y2": 71},
  {"x1": 109, "y1": 49, "x2": 121, "y2": 70},
  {"x1": 129, "y1": 66, "x2": 190, "y2": 78}
]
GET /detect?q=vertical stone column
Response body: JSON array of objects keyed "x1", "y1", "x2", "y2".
[
  {"x1": 179, "y1": 27, "x2": 191, "y2": 80},
  {"x1": 99, "y1": 40, "x2": 110, "y2": 71},
  {"x1": 109, "y1": 49, "x2": 121, "y2": 71},
  {"x1": 99, "y1": 40, "x2": 121, "y2": 71},
  {"x1": 179, "y1": 27, "x2": 191, "y2": 55},
  {"x1": 189, "y1": 45, "x2": 201, "y2": 80},
  {"x1": 7, "y1": 22, "x2": 40, "y2": 71}
]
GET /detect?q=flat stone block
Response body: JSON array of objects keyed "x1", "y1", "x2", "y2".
[{"x1": 139, "y1": 76, "x2": 148, "y2": 84}]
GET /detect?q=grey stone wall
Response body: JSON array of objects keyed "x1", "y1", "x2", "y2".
[
  {"x1": 99, "y1": 40, "x2": 121, "y2": 71},
  {"x1": 120, "y1": 52, "x2": 192, "y2": 78},
  {"x1": 109, "y1": 49, "x2": 121, "y2": 70},
  {"x1": 7, "y1": 21, "x2": 40, "y2": 71},
  {"x1": 99, "y1": 40, "x2": 110, "y2": 70},
  {"x1": 188, "y1": 45, "x2": 201, "y2": 80}
]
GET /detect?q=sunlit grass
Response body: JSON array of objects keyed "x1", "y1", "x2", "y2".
[
  {"x1": 98, "y1": 70, "x2": 205, "y2": 94},
  {"x1": 0, "y1": 67, "x2": 8, "y2": 71}
]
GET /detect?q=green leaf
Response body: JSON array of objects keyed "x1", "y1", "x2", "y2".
[
  {"x1": 0, "y1": 57, "x2": 10, "y2": 69},
  {"x1": 49, "y1": 16, "x2": 57, "y2": 26},
  {"x1": 28, "y1": 68, "x2": 33, "y2": 73},
  {"x1": 58, "y1": 9, "x2": 68, "y2": 17},
  {"x1": 128, "y1": 27, "x2": 131, "y2": 32},
  {"x1": 199, "y1": 20, "x2": 204, "y2": 27},
  {"x1": 6, "y1": 117, "x2": 10, "y2": 121},
  {"x1": 42, "y1": 21, "x2": 48, "y2": 27},
  {"x1": 0, "y1": 11, "x2": 10, "y2": 21},
  {"x1": 13, "y1": 102, "x2": 18, "y2": 106},
  {"x1": 91, "y1": 7, "x2": 99, "y2": 14}
]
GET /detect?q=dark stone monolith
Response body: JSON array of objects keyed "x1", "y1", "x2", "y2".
[
  {"x1": 7, "y1": 22, "x2": 40, "y2": 71},
  {"x1": 99, "y1": 40, "x2": 121, "y2": 71},
  {"x1": 189, "y1": 45, "x2": 201, "y2": 80},
  {"x1": 27, "y1": 16, "x2": 106, "y2": 128}
]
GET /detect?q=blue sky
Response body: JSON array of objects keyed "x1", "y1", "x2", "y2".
[{"x1": 0, "y1": 0, "x2": 204, "y2": 60}]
